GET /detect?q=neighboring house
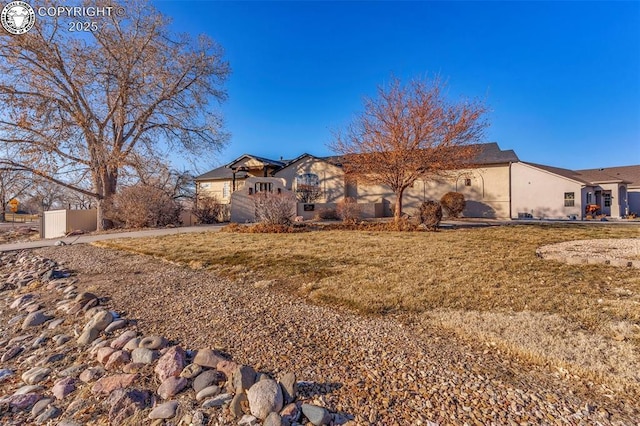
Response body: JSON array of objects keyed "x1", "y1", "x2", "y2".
[
  {"x1": 195, "y1": 143, "x2": 639, "y2": 221},
  {"x1": 511, "y1": 163, "x2": 640, "y2": 219}
]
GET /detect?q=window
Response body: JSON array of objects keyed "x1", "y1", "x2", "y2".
[
  {"x1": 200, "y1": 182, "x2": 211, "y2": 189},
  {"x1": 255, "y1": 182, "x2": 272, "y2": 193},
  {"x1": 464, "y1": 178, "x2": 472, "y2": 186},
  {"x1": 295, "y1": 173, "x2": 322, "y2": 203},
  {"x1": 586, "y1": 192, "x2": 592, "y2": 204},
  {"x1": 564, "y1": 192, "x2": 575, "y2": 207},
  {"x1": 604, "y1": 192, "x2": 611, "y2": 207},
  {"x1": 222, "y1": 182, "x2": 230, "y2": 199}
]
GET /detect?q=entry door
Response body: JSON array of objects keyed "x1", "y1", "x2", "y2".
[{"x1": 602, "y1": 191, "x2": 612, "y2": 216}]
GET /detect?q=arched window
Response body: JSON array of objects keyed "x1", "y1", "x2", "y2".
[{"x1": 295, "y1": 173, "x2": 322, "y2": 203}]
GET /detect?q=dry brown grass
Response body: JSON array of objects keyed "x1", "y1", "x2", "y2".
[{"x1": 95, "y1": 223, "x2": 640, "y2": 393}]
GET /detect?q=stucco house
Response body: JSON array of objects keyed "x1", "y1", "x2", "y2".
[{"x1": 195, "y1": 143, "x2": 639, "y2": 221}]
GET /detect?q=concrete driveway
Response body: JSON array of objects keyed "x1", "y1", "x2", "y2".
[{"x1": 0, "y1": 224, "x2": 224, "y2": 252}]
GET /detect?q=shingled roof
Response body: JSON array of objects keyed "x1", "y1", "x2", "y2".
[{"x1": 576, "y1": 165, "x2": 640, "y2": 187}]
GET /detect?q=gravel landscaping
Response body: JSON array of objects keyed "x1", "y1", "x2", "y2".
[{"x1": 6, "y1": 243, "x2": 632, "y2": 425}]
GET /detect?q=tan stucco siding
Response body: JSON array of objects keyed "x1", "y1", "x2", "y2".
[
  {"x1": 511, "y1": 162, "x2": 583, "y2": 219},
  {"x1": 198, "y1": 180, "x2": 230, "y2": 203},
  {"x1": 274, "y1": 157, "x2": 346, "y2": 203},
  {"x1": 355, "y1": 165, "x2": 511, "y2": 218}
]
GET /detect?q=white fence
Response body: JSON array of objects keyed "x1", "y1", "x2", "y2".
[{"x1": 43, "y1": 209, "x2": 97, "y2": 239}]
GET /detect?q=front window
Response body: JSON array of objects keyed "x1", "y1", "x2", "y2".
[
  {"x1": 255, "y1": 182, "x2": 272, "y2": 193},
  {"x1": 564, "y1": 192, "x2": 575, "y2": 207},
  {"x1": 604, "y1": 192, "x2": 611, "y2": 207},
  {"x1": 295, "y1": 173, "x2": 322, "y2": 203},
  {"x1": 222, "y1": 182, "x2": 230, "y2": 199}
]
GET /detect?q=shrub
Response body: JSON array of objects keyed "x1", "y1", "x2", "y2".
[
  {"x1": 440, "y1": 192, "x2": 465, "y2": 218},
  {"x1": 336, "y1": 197, "x2": 361, "y2": 224},
  {"x1": 315, "y1": 208, "x2": 339, "y2": 220},
  {"x1": 418, "y1": 200, "x2": 442, "y2": 231},
  {"x1": 253, "y1": 191, "x2": 296, "y2": 225},
  {"x1": 113, "y1": 185, "x2": 182, "y2": 228},
  {"x1": 193, "y1": 194, "x2": 223, "y2": 224}
]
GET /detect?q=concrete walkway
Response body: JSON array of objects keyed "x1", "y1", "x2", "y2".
[{"x1": 0, "y1": 224, "x2": 224, "y2": 252}]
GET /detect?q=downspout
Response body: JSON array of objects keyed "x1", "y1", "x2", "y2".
[{"x1": 232, "y1": 170, "x2": 236, "y2": 192}]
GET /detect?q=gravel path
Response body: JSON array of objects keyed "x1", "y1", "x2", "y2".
[{"x1": 37, "y1": 245, "x2": 639, "y2": 425}]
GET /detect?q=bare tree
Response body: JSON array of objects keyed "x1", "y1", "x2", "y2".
[
  {"x1": 330, "y1": 76, "x2": 487, "y2": 221},
  {"x1": 295, "y1": 184, "x2": 323, "y2": 204},
  {"x1": 0, "y1": 0, "x2": 229, "y2": 229},
  {"x1": 0, "y1": 168, "x2": 31, "y2": 221}
]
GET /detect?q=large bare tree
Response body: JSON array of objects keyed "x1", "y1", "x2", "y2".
[
  {"x1": 330, "y1": 76, "x2": 488, "y2": 220},
  {"x1": 0, "y1": 0, "x2": 229, "y2": 229}
]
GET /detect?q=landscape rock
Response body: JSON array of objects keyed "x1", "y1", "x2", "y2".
[
  {"x1": 104, "y1": 350, "x2": 130, "y2": 370},
  {"x1": 110, "y1": 330, "x2": 137, "y2": 349},
  {"x1": 132, "y1": 347, "x2": 157, "y2": 364},
  {"x1": 157, "y1": 376, "x2": 187, "y2": 399},
  {"x1": 279, "y1": 372, "x2": 297, "y2": 405},
  {"x1": 139, "y1": 335, "x2": 166, "y2": 350},
  {"x1": 264, "y1": 411, "x2": 283, "y2": 426},
  {"x1": 34, "y1": 405, "x2": 61, "y2": 424},
  {"x1": 21, "y1": 310, "x2": 53, "y2": 329},
  {"x1": 107, "y1": 388, "x2": 150, "y2": 425},
  {"x1": 201, "y1": 393, "x2": 232, "y2": 408},
  {"x1": 52, "y1": 377, "x2": 77, "y2": 400},
  {"x1": 1, "y1": 345, "x2": 24, "y2": 362},
  {"x1": 30, "y1": 397, "x2": 53, "y2": 417},
  {"x1": 76, "y1": 327, "x2": 100, "y2": 346},
  {"x1": 91, "y1": 373, "x2": 138, "y2": 395},
  {"x1": 104, "y1": 319, "x2": 126, "y2": 333},
  {"x1": 301, "y1": 404, "x2": 332, "y2": 426},
  {"x1": 193, "y1": 348, "x2": 226, "y2": 368},
  {"x1": 154, "y1": 345, "x2": 185, "y2": 381},
  {"x1": 195, "y1": 385, "x2": 220, "y2": 401},
  {"x1": 230, "y1": 391, "x2": 249, "y2": 418},
  {"x1": 180, "y1": 363, "x2": 202, "y2": 379},
  {"x1": 233, "y1": 364, "x2": 257, "y2": 393},
  {"x1": 22, "y1": 366, "x2": 51, "y2": 385},
  {"x1": 193, "y1": 369, "x2": 224, "y2": 393},
  {"x1": 79, "y1": 367, "x2": 104, "y2": 383},
  {"x1": 247, "y1": 379, "x2": 284, "y2": 420},
  {"x1": 148, "y1": 400, "x2": 179, "y2": 419}
]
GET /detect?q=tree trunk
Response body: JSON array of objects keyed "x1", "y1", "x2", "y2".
[
  {"x1": 394, "y1": 188, "x2": 404, "y2": 221},
  {"x1": 95, "y1": 169, "x2": 118, "y2": 231}
]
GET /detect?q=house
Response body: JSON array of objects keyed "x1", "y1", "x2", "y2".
[{"x1": 195, "y1": 143, "x2": 640, "y2": 221}]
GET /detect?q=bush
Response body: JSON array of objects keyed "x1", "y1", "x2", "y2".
[
  {"x1": 253, "y1": 191, "x2": 296, "y2": 225},
  {"x1": 315, "y1": 207, "x2": 339, "y2": 220},
  {"x1": 113, "y1": 185, "x2": 182, "y2": 228},
  {"x1": 336, "y1": 197, "x2": 361, "y2": 224},
  {"x1": 440, "y1": 192, "x2": 465, "y2": 218},
  {"x1": 193, "y1": 194, "x2": 223, "y2": 224},
  {"x1": 418, "y1": 200, "x2": 442, "y2": 231}
]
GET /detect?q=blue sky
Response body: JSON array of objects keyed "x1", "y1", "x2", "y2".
[{"x1": 155, "y1": 1, "x2": 640, "y2": 172}]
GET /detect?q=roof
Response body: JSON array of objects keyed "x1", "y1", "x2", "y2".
[
  {"x1": 226, "y1": 154, "x2": 285, "y2": 169},
  {"x1": 195, "y1": 166, "x2": 249, "y2": 181},
  {"x1": 525, "y1": 163, "x2": 640, "y2": 186},
  {"x1": 471, "y1": 142, "x2": 519, "y2": 164},
  {"x1": 576, "y1": 165, "x2": 640, "y2": 187},
  {"x1": 523, "y1": 163, "x2": 592, "y2": 185}
]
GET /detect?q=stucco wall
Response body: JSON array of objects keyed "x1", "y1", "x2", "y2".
[
  {"x1": 274, "y1": 157, "x2": 346, "y2": 203},
  {"x1": 511, "y1": 163, "x2": 582, "y2": 219},
  {"x1": 230, "y1": 177, "x2": 293, "y2": 223},
  {"x1": 354, "y1": 165, "x2": 511, "y2": 218}
]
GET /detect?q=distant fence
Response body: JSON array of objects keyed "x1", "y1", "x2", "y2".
[
  {"x1": 43, "y1": 209, "x2": 97, "y2": 239},
  {"x1": 3, "y1": 213, "x2": 40, "y2": 223}
]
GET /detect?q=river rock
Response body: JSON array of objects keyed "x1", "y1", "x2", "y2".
[
  {"x1": 301, "y1": 404, "x2": 332, "y2": 426},
  {"x1": 22, "y1": 367, "x2": 51, "y2": 385},
  {"x1": 264, "y1": 412, "x2": 283, "y2": 426},
  {"x1": 110, "y1": 330, "x2": 137, "y2": 349},
  {"x1": 139, "y1": 335, "x2": 166, "y2": 350},
  {"x1": 148, "y1": 400, "x2": 179, "y2": 419},
  {"x1": 157, "y1": 376, "x2": 187, "y2": 399},
  {"x1": 154, "y1": 345, "x2": 185, "y2": 382},
  {"x1": 193, "y1": 348, "x2": 226, "y2": 368},
  {"x1": 247, "y1": 379, "x2": 284, "y2": 420},
  {"x1": 193, "y1": 369, "x2": 224, "y2": 393},
  {"x1": 132, "y1": 347, "x2": 157, "y2": 364},
  {"x1": 196, "y1": 385, "x2": 220, "y2": 401},
  {"x1": 180, "y1": 363, "x2": 202, "y2": 379},
  {"x1": 21, "y1": 310, "x2": 53, "y2": 329},
  {"x1": 279, "y1": 372, "x2": 297, "y2": 405},
  {"x1": 91, "y1": 373, "x2": 138, "y2": 395},
  {"x1": 52, "y1": 377, "x2": 77, "y2": 400},
  {"x1": 233, "y1": 365, "x2": 256, "y2": 393},
  {"x1": 108, "y1": 388, "x2": 150, "y2": 425},
  {"x1": 202, "y1": 393, "x2": 233, "y2": 408}
]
